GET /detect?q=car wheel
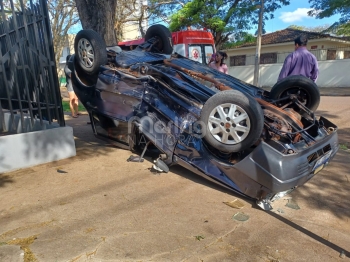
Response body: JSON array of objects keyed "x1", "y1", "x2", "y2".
[
  {"x1": 270, "y1": 75, "x2": 320, "y2": 112},
  {"x1": 74, "y1": 29, "x2": 107, "y2": 75},
  {"x1": 200, "y1": 90, "x2": 264, "y2": 153},
  {"x1": 145, "y1": 24, "x2": 173, "y2": 54}
]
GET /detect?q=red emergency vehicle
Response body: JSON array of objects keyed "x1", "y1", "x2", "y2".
[{"x1": 118, "y1": 29, "x2": 216, "y2": 64}]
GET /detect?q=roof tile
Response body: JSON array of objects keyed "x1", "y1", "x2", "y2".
[{"x1": 235, "y1": 28, "x2": 350, "y2": 48}]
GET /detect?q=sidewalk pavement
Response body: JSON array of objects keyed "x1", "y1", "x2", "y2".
[{"x1": 0, "y1": 98, "x2": 349, "y2": 262}]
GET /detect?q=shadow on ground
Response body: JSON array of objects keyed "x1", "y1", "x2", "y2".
[
  {"x1": 63, "y1": 112, "x2": 350, "y2": 219},
  {"x1": 293, "y1": 149, "x2": 350, "y2": 218},
  {"x1": 316, "y1": 109, "x2": 350, "y2": 145},
  {"x1": 0, "y1": 173, "x2": 13, "y2": 187},
  {"x1": 265, "y1": 209, "x2": 350, "y2": 258},
  {"x1": 64, "y1": 113, "x2": 117, "y2": 161}
]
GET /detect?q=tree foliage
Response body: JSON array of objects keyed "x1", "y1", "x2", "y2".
[
  {"x1": 308, "y1": 0, "x2": 350, "y2": 35},
  {"x1": 48, "y1": 0, "x2": 79, "y2": 70},
  {"x1": 147, "y1": 0, "x2": 187, "y2": 24},
  {"x1": 167, "y1": 0, "x2": 290, "y2": 49},
  {"x1": 221, "y1": 32, "x2": 256, "y2": 49},
  {"x1": 288, "y1": 24, "x2": 332, "y2": 32}
]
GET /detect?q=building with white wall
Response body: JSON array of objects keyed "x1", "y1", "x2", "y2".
[
  {"x1": 121, "y1": 0, "x2": 148, "y2": 41},
  {"x1": 224, "y1": 28, "x2": 350, "y2": 88},
  {"x1": 57, "y1": 34, "x2": 75, "y2": 85}
]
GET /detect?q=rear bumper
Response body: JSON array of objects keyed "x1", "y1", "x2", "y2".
[{"x1": 234, "y1": 130, "x2": 338, "y2": 194}]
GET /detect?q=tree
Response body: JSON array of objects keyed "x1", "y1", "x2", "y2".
[
  {"x1": 75, "y1": 0, "x2": 118, "y2": 45},
  {"x1": 115, "y1": 0, "x2": 151, "y2": 41},
  {"x1": 147, "y1": 0, "x2": 186, "y2": 23},
  {"x1": 288, "y1": 24, "x2": 331, "y2": 32},
  {"x1": 48, "y1": 0, "x2": 79, "y2": 70},
  {"x1": 114, "y1": 0, "x2": 187, "y2": 41},
  {"x1": 288, "y1": 25, "x2": 305, "y2": 31},
  {"x1": 221, "y1": 32, "x2": 256, "y2": 49},
  {"x1": 308, "y1": 0, "x2": 350, "y2": 35},
  {"x1": 168, "y1": 0, "x2": 290, "y2": 49}
]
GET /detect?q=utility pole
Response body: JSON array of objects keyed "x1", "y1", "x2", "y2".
[{"x1": 253, "y1": 0, "x2": 263, "y2": 86}]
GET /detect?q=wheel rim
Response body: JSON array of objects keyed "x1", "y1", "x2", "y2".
[
  {"x1": 77, "y1": 38, "x2": 95, "y2": 68},
  {"x1": 280, "y1": 87, "x2": 311, "y2": 107},
  {"x1": 208, "y1": 103, "x2": 251, "y2": 145},
  {"x1": 154, "y1": 36, "x2": 164, "y2": 52}
]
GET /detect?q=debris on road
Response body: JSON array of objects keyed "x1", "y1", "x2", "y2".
[
  {"x1": 285, "y1": 199, "x2": 300, "y2": 210},
  {"x1": 194, "y1": 235, "x2": 205, "y2": 241},
  {"x1": 224, "y1": 199, "x2": 245, "y2": 209},
  {"x1": 127, "y1": 155, "x2": 144, "y2": 162},
  {"x1": 232, "y1": 212, "x2": 250, "y2": 222},
  {"x1": 57, "y1": 168, "x2": 68, "y2": 174}
]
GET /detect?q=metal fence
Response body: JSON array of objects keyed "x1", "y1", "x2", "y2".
[
  {"x1": 230, "y1": 46, "x2": 350, "y2": 66},
  {"x1": 0, "y1": 0, "x2": 64, "y2": 134}
]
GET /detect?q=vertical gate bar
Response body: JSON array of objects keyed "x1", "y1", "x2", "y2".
[
  {"x1": 30, "y1": 3, "x2": 52, "y2": 124},
  {"x1": 9, "y1": 0, "x2": 35, "y2": 131},
  {"x1": 0, "y1": 0, "x2": 18, "y2": 133},
  {"x1": 19, "y1": 0, "x2": 44, "y2": 127},
  {"x1": 0, "y1": 99, "x2": 5, "y2": 132},
  {"x1": 27, "y1": 0, "x2": 52, "y2": 125},
  {"x1": 25, "y1": 0, "x2": 46, "y2": 127},
  {"x1": 40, "y1": 0, "x2": 65, "y2": 126}
]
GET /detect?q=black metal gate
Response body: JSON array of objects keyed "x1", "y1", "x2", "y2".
[{"x1": 0, "y1": 0, "x2": 64, "y2": 134}]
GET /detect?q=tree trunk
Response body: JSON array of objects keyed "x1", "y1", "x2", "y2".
[
  {"x1": 213, "y1": 31, "x2": 231, "y2": 51},
  {"x1": 75, "y1": 0, "x2": 117, "y2": 46}
]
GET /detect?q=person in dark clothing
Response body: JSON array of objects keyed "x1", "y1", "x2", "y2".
[{"x1": 64, "y1": 55, "x2": 79, "y2": 117}]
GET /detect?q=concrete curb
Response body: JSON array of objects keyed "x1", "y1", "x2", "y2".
[{"x1": 0, "y1": 113, "x2": 76, "y2": 173}]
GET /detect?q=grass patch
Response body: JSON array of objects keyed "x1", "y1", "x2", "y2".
[
  {"x1": 339, "y1": 144, "x2": 349, "y2": 151},
  {"x1": 62, "y1": 101, "x2": 86, "y2": 112}
]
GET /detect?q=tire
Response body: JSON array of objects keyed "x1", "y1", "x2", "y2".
[
  {"x1": 200, "y1": 90, "x2": 264, "y2": 153},
  {"x1": 270, "y1": 75, "x2": 320, "y2": 112},
  {"x1": 145, "y1": 24, "x2": 173, "y2": 54},
  {"x1": 74, "y1": 29, "x2": 107, "y2": 75}
]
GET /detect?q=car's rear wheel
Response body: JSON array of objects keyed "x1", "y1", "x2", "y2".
[
  {"x1": 270, "y1": 75, "x2": 320, "y2": 112},
  {"x1": 200, "y1": 90, "x2": 264, "y2": 153},
  {"x1": 145, "y1": 24, "x2": 173, "y2": 54},
  {"x1": 74, "y1": 29, "x2": 107, "y2": 75}
]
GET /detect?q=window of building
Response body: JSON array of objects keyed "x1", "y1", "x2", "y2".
[
  {"x1": 327, "y1": 50, "x2": 336, "y2": 60},
  {"x1": 230, "y1": 55, "x2": 246, "y2": 66},
  {"x1": 344, "y1": 51, "x2": 350, "y2": 59},
  {"x1": 260, "y1": 53, "x2": 277, "y2": 64}
]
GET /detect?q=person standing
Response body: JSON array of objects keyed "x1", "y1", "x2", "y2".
[
  {"x1": 64, "y1": 55, "x2": 79, "y2": 118},
  {"x1": 209, "y1": 51, "x2": 228, "y2": 74},
  {"x1": 278, "y1": 35, "x2": 319, "y2": 82}
]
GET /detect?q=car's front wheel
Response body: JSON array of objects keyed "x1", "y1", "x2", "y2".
[
  {"x1": 200, "y1": 90, "x2": 264, "y2": 153},
  {"x1": 74, "y1": 29, "x2": 107, "y2": 75},
  {"x1": 145, "y1": 24, "x2": 173, "y2": 54},
  {"x1": 270, "y1": 75, "x2": 320, "y2": 112}
]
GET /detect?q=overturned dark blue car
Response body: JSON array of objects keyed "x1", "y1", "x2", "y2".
[{"x1": 69, "y1": 25, "x2": 339, "y2": 210}]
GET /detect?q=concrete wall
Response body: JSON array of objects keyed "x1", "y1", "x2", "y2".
[
  {"x1": 228, "y1": 59, "x2": 350, "y2": 88},
  {"x1": 225, "y1": 39, "x2": 350, "y2": 57},
  {"x1": 0, "y1": 113, "x2": 76, "y2": 173}
]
